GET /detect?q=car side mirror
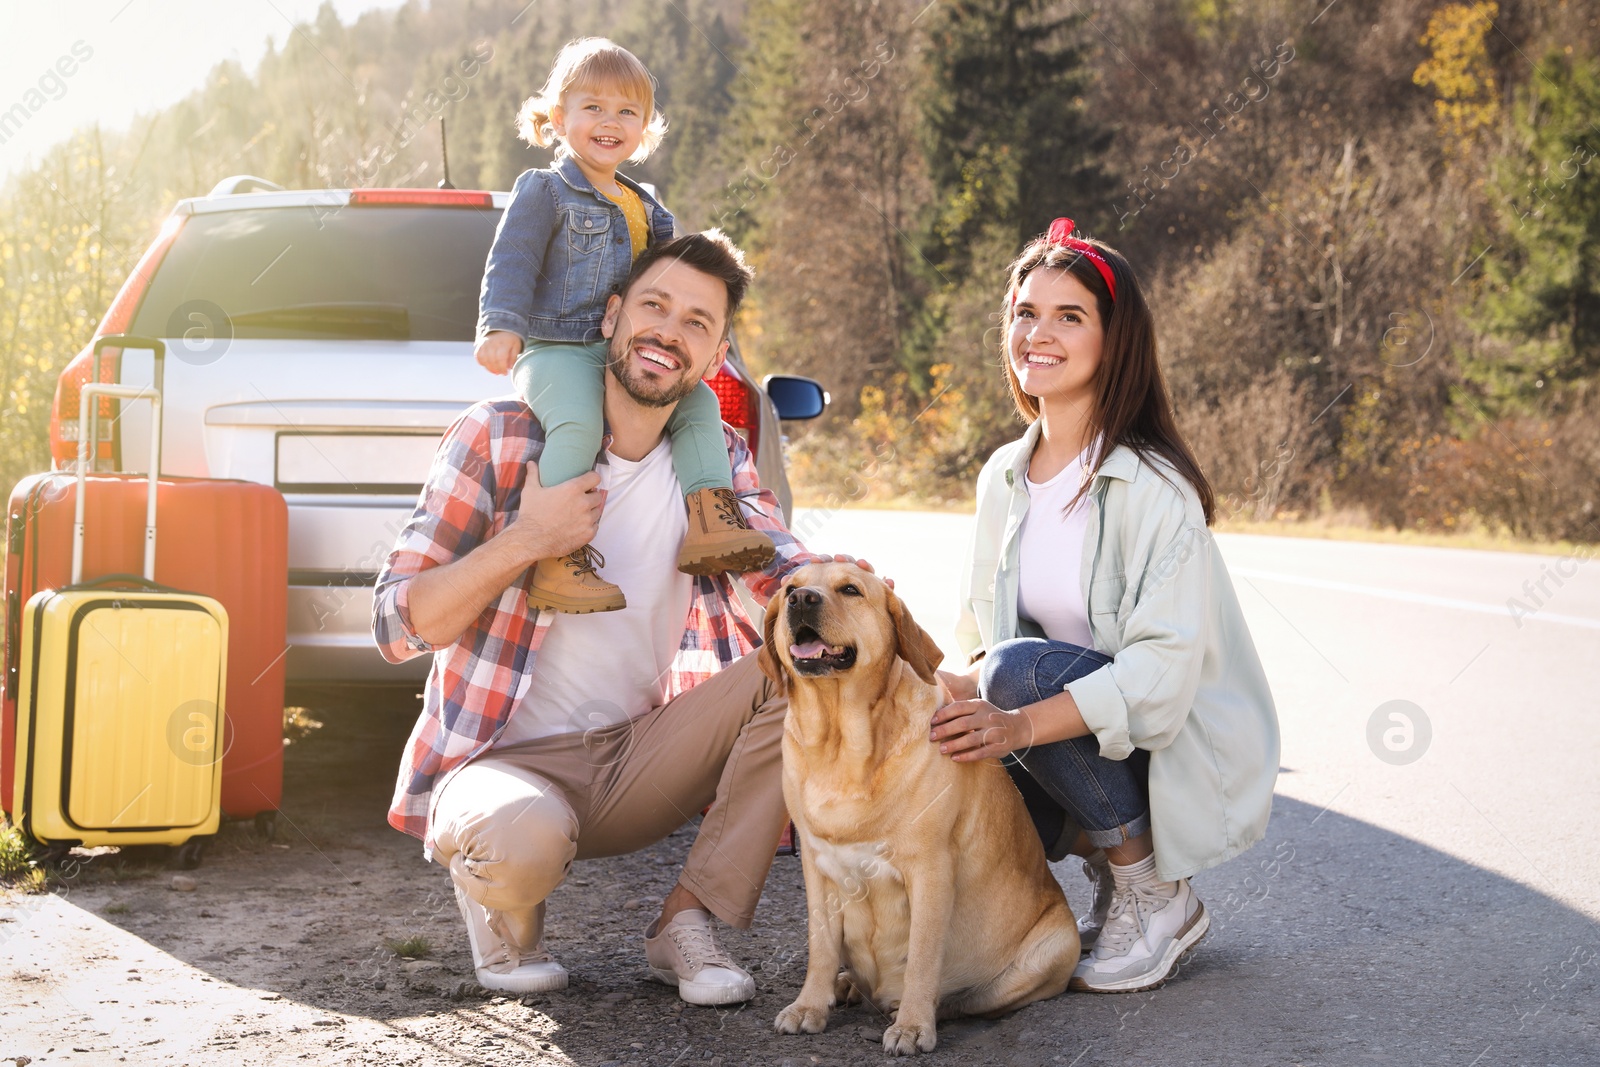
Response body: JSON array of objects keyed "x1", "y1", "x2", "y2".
[{"x1": 763, "y1": 375, "x2": 828, "y2": 420}]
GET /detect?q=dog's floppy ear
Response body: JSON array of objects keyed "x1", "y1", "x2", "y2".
[
  {"x1": 888, "y1": 588, "x2": 944, "y2": 685},
  {"x1": 757, "y1": 589, "x2": 788, "y2": 691}
]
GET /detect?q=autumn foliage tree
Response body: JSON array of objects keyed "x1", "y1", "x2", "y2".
[{"x1": 2, "y1": 0, "x2": 1598, "y2": 541}]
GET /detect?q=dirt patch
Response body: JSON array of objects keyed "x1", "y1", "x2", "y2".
[{"x1": 0, "y1": 686, "x2": 1163, "y2": 1067}]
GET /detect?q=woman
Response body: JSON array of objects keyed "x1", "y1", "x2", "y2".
[{"x1": 933, "y1": 218, "x2": 1280, "y2": 994}]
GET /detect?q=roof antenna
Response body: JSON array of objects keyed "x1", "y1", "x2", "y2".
[{"x1": 437, "y1": 117, "x2": 456, "y2": 190}]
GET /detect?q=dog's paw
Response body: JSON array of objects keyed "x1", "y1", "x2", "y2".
[
  {"x1": 833, "y1": 970, "x2": 862, "y2": 1005},
  {"x1": 774, "y1": 1000, "x2": 830, "y2": 1035},
  {"x1": 883, "y1": 1019, "x2": 937, "y2": 1056}
]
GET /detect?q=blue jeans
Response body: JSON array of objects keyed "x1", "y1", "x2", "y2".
[{"x1": 980, "y1": 637, "x2": 1151, "y2": 857}]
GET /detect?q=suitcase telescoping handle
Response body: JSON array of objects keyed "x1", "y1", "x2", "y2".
[
  {"x1": 95, "y1": 333, "x2": 166, "y2": 402},
  {"x1": 93, "y1": 336, "x2": 168, "y2": 474},
  {"x1": 73, "y1": 337, "x2": 166, "y2": 586}
]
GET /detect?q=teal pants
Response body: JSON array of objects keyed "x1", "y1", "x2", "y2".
[{"x1": 513, "y1": 340, "x2": 734, "y2": 494}]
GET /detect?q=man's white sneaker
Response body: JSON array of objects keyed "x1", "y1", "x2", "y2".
[
  {"x1": 454, "y1": 886, "x2": 568, "y2": 994},
  {"x1": 1077, "y1": 852, "x2": 1115, "y2": 952},
  {"x1": 1069, "y1": 878, "x2": 1209, "y2": 993},
  {"x1": 644, "y1": 908, "x2": 756, "y2": 1006}
]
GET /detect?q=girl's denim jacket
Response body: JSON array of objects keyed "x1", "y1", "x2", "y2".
[{"x1": 476, "y1": 155, "x2": 676, "y2": 343}]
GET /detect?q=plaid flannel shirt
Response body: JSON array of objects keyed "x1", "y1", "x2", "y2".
[{"x1": 373, "y1": 397, "x2": 809, "y2": 852}]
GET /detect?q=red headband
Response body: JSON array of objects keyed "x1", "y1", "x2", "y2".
[{"x1": 1034, "y1": 217, "x2": 1117, "y2": 302}]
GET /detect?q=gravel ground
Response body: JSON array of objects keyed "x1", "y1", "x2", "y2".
[{"x1": 2, "y1": 682, "x2": 1595, "y2": 1066}]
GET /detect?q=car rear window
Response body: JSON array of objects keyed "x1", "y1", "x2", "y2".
[{"x1": 131, "y1": 204, "x2": 501, "y2": 342}]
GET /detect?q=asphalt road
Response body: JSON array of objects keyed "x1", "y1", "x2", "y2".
[
  {"x1": 791, "y1": 508, "x2": 1600, "y2": 1065},
  {"x1": 4, "y1": 510, "x2": 1597, "y2": 1065}
]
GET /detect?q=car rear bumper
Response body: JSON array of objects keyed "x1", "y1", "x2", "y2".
[{"x1": 287, "y1": 581, "x2": 428, "y2": 683}]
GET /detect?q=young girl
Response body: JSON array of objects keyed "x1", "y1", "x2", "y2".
[
  {"x1": 933, "y1": 218, "x2": 1280, "y2": 994},
  {"x1": 475, "y1": 38, "x2": 773, "y2": 614}
]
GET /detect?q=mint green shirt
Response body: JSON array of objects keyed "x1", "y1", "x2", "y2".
[{"x1": 956, "y1": 422, "x2": 1281, "y2": 881}]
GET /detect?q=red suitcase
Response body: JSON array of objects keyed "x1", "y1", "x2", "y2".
[{"x1": 3, "y1": 340, "x2": 288, "y2": 835}]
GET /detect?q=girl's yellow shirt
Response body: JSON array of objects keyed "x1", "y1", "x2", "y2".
[{"x1": 601, "y1": 182, "x2": 650, "y2": 260}]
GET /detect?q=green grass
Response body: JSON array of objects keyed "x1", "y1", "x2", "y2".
[
  {"x1": 0, "y1": 820, "x2": 46, "y2": 895},
  {"x1": 104, "y1": 901, "x2": 130, "y2": 915},
  {"x1": 384, "y1": 935, "x2": 433, "y2": 959},
  {"x1": 0, "y1": 818, "x2": 35, "y2": 881}
]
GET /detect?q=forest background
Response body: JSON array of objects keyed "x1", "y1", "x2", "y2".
[{"x1": 2, "y1": 0, "x2": 1597, "y2": 543}]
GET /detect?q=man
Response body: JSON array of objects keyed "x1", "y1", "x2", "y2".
[{"x1": 373, "y1": 231, "x2": 842, "y2": 1005}]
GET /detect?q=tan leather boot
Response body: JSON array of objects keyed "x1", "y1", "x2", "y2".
[
  {"x1": 526, "y1": 544, "x2": 626, "y2": 614},
  {"x1": 677, "y1": 487, "x2": 777, "y2": 576}
]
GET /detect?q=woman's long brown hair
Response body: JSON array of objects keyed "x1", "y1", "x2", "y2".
[{"x1": 1000, "y1": 233, "x2": 1216, "y2": 525}]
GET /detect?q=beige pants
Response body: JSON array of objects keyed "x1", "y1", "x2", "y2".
[{"x1": 432, "y1": 652, "x2": 788, "y2": 938}]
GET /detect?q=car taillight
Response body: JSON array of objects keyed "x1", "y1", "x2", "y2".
[
  {"x1": 47, "y1": 345, "x2": 120, "y2": 468},
  {"x1": 349, "y1": 188, "x2": 494, "y2": 208},
  {"x1": 48, "y1": 213, "x2": 185, "y2": 469},
  {"x1": 709, "y1": 365, "x2": 761, "y2": 461}
]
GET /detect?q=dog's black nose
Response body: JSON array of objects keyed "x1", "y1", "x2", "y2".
[{"x1": 788, "y1": 587, "x2": 822, "y2": 608}]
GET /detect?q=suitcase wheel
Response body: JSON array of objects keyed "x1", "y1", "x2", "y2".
[
  {"x1": 254, "y1": 811, "x2": 279, "y2": 843},
  {"x1": 174, "y1": 838, "x2": 207, "y2": 870}
]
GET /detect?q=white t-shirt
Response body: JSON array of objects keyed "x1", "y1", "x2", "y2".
[
  {"x1": 497, "y1": 437, "x2": 693, "y2": 745},
  {"x1": 1015, "y1": 447, "x2": 1095, "y2": 649}
]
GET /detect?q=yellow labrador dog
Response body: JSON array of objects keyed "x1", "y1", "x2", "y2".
[{"x1": 761, "y1": 563, "x2": 1079, "y2": 1056}]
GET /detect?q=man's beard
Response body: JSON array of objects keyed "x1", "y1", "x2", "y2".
[{"x1": 607, "y1": 331, "x2": 702, "y2": 409}]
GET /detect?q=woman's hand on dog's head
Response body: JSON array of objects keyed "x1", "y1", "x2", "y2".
[
  {"x1": 928, "y1": 699, "x2": 1033, "y2": 762},
  {"x1": 803, "y1": 552, "x2": 894, "y2": 590}
]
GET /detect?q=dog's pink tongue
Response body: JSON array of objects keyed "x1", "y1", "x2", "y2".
[{"x1": 790, "y1": 640, "x2": 829, "y2": 660}]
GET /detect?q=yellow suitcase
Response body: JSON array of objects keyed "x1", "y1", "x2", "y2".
[{"x1": 11, "y1": 373, "x2": 227, "y2": 861}]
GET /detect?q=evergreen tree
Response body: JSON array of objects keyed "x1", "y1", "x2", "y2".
[
  {"x1": 716, "y1": 0, "x2": 930, "y2": 402},
  {"x1": 1474, "y1": 51, "x2": 1600, "y2": 408},
  {"x1": 709, "y1": 0, "x2": 807, "y2": 243},
  {"x1": 921, "y1": 0, "x2": 1110, "y2": 279},
  {"x1": 614, "y1": 0, "x2": 738, "y2": 216}
]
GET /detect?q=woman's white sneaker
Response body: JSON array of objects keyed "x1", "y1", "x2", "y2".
[
  {"x1": 1069, "y1": 878, "x2": 1209, "y2": 993},
  {"x1": 644, "y1": 908, "x2": 756, "y2": 1006}
]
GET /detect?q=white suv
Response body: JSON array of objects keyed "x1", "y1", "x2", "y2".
[{"x1": 46, "y1": 175, "x2": 825, "y2": 685}]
